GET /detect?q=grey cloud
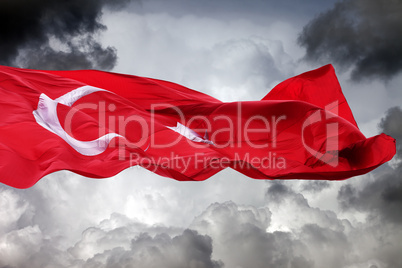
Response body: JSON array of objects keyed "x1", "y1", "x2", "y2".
[
  {"x1": 300, "y1": 181, "x2": 330, "y2": 193},
  {"x1": 191, "y1": 201, "x2": 313, "y2": 268},
  {"x1": 338, "y1": 106, "x2": 402, "y2": 225},
  {"x1": 138, "y1": 0, "x2": 337, "y2": 24},
  {"x1": 265, "y1": 181, "x2": 294, "y2": 202},
  {"x1": 299, "y1": 224, "x2": 349, "y2": 267},
  {"x1": 338, "y1": 164, "x2": 402, "y2": 224},
  {"x1": 265, "y1": 181, "x2": 347, "y2": 234},
  {"x1": 264, "y1": 182, "x2": 401, "y2": 267},
  {"x1": 298, "y1": 0, "x2": 402, "y2": 80},
  {"x1": 182, "y1": 37, "x2": 294, "y2": 101},
  {"x1": 2, "y1": 182, "x2": 402, "y2": 267},
  {"x1": 379, "y1": 107, "x2": 402, "y2": 157},
  {"x1": 338, "y1": 167, "x2": 402, "y2": 224},
  {"x1": 337, "y1": 106, "x2": 402, "y2": 266},
  {"x1": 0, "y1": 208, "x2": 222, "y2": 268},
  {"x1": 0, "y1": 0, "x2": 132, "y2": 70},
  {"x1": 82, "y1": 230, "x2": 223, "y2": 268}
]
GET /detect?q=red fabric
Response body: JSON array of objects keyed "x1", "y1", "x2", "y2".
[{"x1": 0, "y1": 64, "x2": 396, "y2": 188}]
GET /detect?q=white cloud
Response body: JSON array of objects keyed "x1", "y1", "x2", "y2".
[{"x1": 101, "y1": 10, "x2": 297, "y2": 101}]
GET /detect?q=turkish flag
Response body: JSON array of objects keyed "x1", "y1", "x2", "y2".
[{"x1": 0, "y1": 64, "x2": 395, "y2": 188}]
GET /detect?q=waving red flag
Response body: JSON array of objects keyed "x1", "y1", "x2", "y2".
[{"x1": 0, "y1": 64, "x2": 395, "y2": 188}]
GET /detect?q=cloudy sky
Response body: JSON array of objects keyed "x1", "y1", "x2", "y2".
[{"x1": 1, "y1": 0, "x2": 401, "y2": 267}]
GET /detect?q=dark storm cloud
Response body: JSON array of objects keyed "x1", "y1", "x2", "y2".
[
  {"x1": 0, "y1": 0, "x2": 132, "y2": 70},
  {"x1": 338, "y1": 107, "x2": 402, "y2": 225},
  {"x1": 298, "y1": 0, "x2": 402, "y2": 80},
  {"x1": 20, "y1": 37, "x2": 118, "y2": 70}
]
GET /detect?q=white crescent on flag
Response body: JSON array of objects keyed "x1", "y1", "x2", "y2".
[{"x1": 32, "y1": 86, "x2": 124, "y2": 156}]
